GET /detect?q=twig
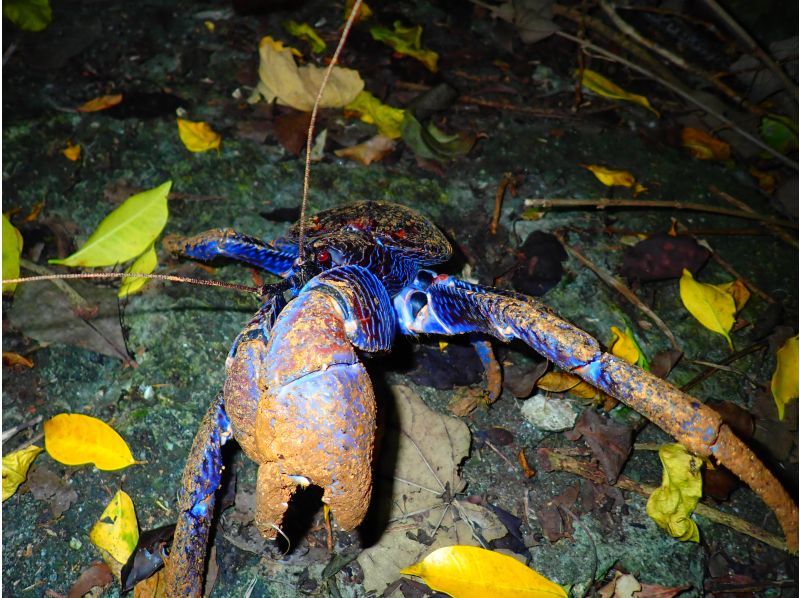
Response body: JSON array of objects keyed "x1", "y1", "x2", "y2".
[
  {"x1": 554, "y1": 30, "x2": 799, "y2": 169},
  {"x1": 709, "y1": 186, "x2": 798, "y2": 248},
  {"x1": 490, "y1": 173, "x2": 514, "y2": 235},
  {"x1": 2, "y1": 415, "x2": 43, "y2": 443},
  {"x1": 484, "y1": 439, "x2": 518, "y2": 472},
  {"x1": 554, "y1": 232, "x2": 681, "y2": 351},
  {"x1": 539, "y1": 447, "x2": 789, "y2": 552},
  {"x1": 599, "y1": 0, "x2": 764, "y2": 115},
  {"x1": 523, "y1": 197, "x2": 797, "y2": 229},
  {"x1": 679, "y1": 340, "x2": 766, "y2": 393},
  {"x1": 701, "y1": 0, "x2": 799, "y2": 105}
]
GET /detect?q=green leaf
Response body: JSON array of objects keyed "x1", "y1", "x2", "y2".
[
  {"x1": 3, "y1": 0, "x2": 52, "y2": 32},
  {"x1": 344, "y1": 91, "x2": 406, "y2": 139},
  {"x1": 283, "y1": 20, "x2": 327, "y2": 54},
  {"x1": 2, "y1": 213, "x2": 23, "y2": 294},
  {"x1": 118, "y1": 244, "x2": 157, "y2": 298},
  {"x1": 49, "y1": 181, "x2": 171, "y2": 268},
  {"x1": 370, "y1": 21, "x2": 439, "y2": 72},
  {"x1": 401, "y1": 112, "x2": 475, "y2": 162},
  {"x1": 646, "y1": 444, "x2": 702, "y2": 542},
  {"x1": 759, "y1": 114, "x2": 798, "y2": 154}
]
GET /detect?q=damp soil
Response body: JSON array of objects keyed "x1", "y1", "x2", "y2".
[{"x1": 2, "y1": 1, "x2": 797, "y2": 596}]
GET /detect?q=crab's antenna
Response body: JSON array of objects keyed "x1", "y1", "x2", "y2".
[
  {"x1": 3, "y1": 272, "x2": 261, "y2": 295},
  {"x1": 297, "y1": 0, "x2": 363, "y2": 262}
]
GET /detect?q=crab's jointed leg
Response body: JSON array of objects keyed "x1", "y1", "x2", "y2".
[{"x1": 395, "y1": 271, "x2": 799, "y2": 551}]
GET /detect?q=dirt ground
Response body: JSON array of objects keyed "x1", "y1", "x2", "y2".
[{"x1": 2, "y1": 1, "x2": 798, "y2": 596}]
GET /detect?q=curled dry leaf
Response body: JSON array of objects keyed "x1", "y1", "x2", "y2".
[
  {"x1": 771, "y1": 335, "x2": 798, "y2": 420},
  {"x1": 177, "y1": 119, "x2": 221, "y2": 153},
  {"x1": 90, "y1": 489, "x2": 139, "y2": 565},
  {"x1": 583, "y1": 164, "x2": 646, "y2": 194},
  {"x1": 3, "y1": 351, "x2": 34, "y2": 368},
  {"x1": 580, "y1": 69, "x2": 659, "y2": 116},
  {"x1": 681, "y1": 127, "x2": 731, "y2": 160},
  {"x1": 76, "y1": 94, "x2": 124, "y2": 112},
  {"x1": 61, "y1": 141, "x2": 81, "y2": 161},
  {"x1": 2, "y1": 213, "x2": 23, "y2": 294},
  {"x1": 2, "y1": 445, "x2": 43, "y2": 501},
  {"x1": 44, "y1": 413, "x2": 139, "y2": 470},
  {"x1": 335, "y1": 134, "x2": 396, "y2": 165},
  {"x1": 252, "y1": 36, "x2": 363, "y2": 111},
  {"x1": 67, "y1": 562, "x2": 114, "y2": 598},
  {"x1": 401, "y1": 545, "x2": 567, "y2": 598},
  {"x1": 646, "y1": 444, "x2": 702, "y2": 543},
  {"x1": 49, "y1": 180, "x2": 170, "y2": 268}
]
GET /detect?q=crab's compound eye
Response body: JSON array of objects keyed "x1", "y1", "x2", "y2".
[{"x1": 316, "y1": 249, "x2": 331, "y2": 265}]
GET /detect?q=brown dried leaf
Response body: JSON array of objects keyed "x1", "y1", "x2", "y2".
[
  {"x1": 564, "y1": 410, "x2": 633, "y2": 484},
  {"x1": 334, "y1": 134, "x2": 396, "y2": 165},
  {"x1": 67, "y1": 562, "x2": 114, "y2": 598}
]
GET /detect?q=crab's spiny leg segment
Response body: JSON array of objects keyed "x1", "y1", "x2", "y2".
[
  {"x1": 164, "y1": 228, "x2": 297, "y2": 277},
  {"x1": 165, "y1": 394, "x2": 233, "y2": 596},
  {"x1": 395, "y1": 271, "x2": 798, "y2": 550}
]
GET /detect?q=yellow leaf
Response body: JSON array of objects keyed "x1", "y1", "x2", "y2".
[
  {"x1": 680, "y1": 127, "x2": 731, "y2": 161},
  {"x1": 62, "y1": 141, "x2": 81, "y2": 161},
  {"x1": 536, "y1": 371, "x2": 598, "y2": 399},
  {"x1": 2, "y1": 445, "x2": 43, "y2": 501},
  {"x1": 646, "y1": 444, "x2": 702, "y2": 542},
  {"x1": 334, "y1": 134, "x2": 397, "y2": 165},
  {"x1": 713, "y1": 279, "x2": 750, "y2": 312},
  {"x1": 89, "y1": 490, "x2": 139, "y2": 564},
  {"x1": 177, "y1": 119, "x2": 221, "y2": 153},
  {"x1": 344, "y1": 91, "x2": 406, "y2": 139},
  {"x1": 253, "y1": 35, "x2": 364, "y2": 111},
  {"x1": 749, "y1": 167, "x2": 776, "y2": 193},
  {"x1": 49, "y1": 181, "x2": 171, "y2": 268},
  {"x1": 771, "y1": 335, "x2": 798, "y2": 420},
  {"x1": 679, "y1": 269, "x2": 736, "y2": 349},
  {"x1": 260, "y1": 35, "x2": 302, "y2": 56},
  {"x1": 76, "y1": 94, "x2": 123, "y2": 112},
  {"x1": 580, "y1": 69, "x2": 659, "y2": 116},
  {"x1": 583, "y1": 164, "x2": 644, "y2": 190},
  {"x1": 370, "y1": 22, "x2": 439, "y2": 72},
  {"x1": 118, "y1": 244, "x2": 157, "y2": 298},
  {"x1": 3, "y1": 351, "x2": 34, "y2": 368},
  {"x1": 2, "y1": 213, "x2": 23, "y2": 293},
  {"x1": 609, "y1": 326, "x2": 648, "y2": 369},
  {"x1": 283, "y1": 20, "x2": 326, "y2": 54},
  {"x1": 345, "y1": 0, "x2": 373, "y2": 22},
  {"x1": 44, "y1": 413, "x2": 139, "y2": 470},
  {"x1": 401, "y1": 545, "x2": 567, "y2": 598},
  {"x1": 203, "y1": 20, "x2": 215, "y2": 33}
]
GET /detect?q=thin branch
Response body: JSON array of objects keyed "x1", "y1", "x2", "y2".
[
  {"x1": 2, "y1": 415, "x2": 43, "y2": 444},
  {"x1": 709, "y1": 186, "x2": 798, "y2": 248},
  {"x1": 554, "y1": 30, "x2": 799, "y2": 169},
  {"x1": 554, "y1": 232, "x2": 681, "y2": 351},
  {"x1": 702, "y1": 0, "x2": 799, "y2": 105},
  {"x1": 523, "y1": 197, "x2": 797, "y2": 229}
]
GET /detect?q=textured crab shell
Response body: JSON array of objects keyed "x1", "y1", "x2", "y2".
[{"x1": 288, "y1": 200, "x2": 453, "y2": 265}]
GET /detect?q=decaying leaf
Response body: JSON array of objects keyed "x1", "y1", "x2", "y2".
[
  {"x1": 609, "y1": 326, "x2": 648, "y2": 370},
  {"x1": 3, "y1": 0, "x2": 52, "y2": 31},
  {"x1": 67, "y1": 562, "x2": 114, "y2": 598},
  {"x1": 583, "y1": 164, "x2": 646, "y2": 194},
  {"x1": 77, "y1": 94, "x2": 124, "y2": 112},
  {"x1": 133, "y1": 566, "x2": 168, "y2": 598},
  {"x1": 598, "y1": 570, "x2": 642, "y2": 598},
  {"x1": 564, "y1": 409, "x2": 633, "y2": 484},
  {"x1": 90, "y1": 489, "x2": 139, "y2": 565},
  {"x1": 401, "y1": 545, "x2": 567, "y2": 597},
  {"x1": 713, "y1": 279, "x2": 750, "y2": 312},
  {"x1": 2, "y1": 445, "x2": 43, "y2": 501},
  {"x1": 679, "y1": 269, "x2": 737, "y2": 349},
  {"x1": 344, "y1": 91, "x2": 405, "y2": 139},
  {"x1": 646, "y1": 444, "x2": 702, "y2": 542},
  {"x1": 62, "y1": 141, "x2": 82, "y2": 161},
  {"x1": 44, "y1": 413, "x2": 139, "y2": 471},
  {"x1": 335, "y1": 134, "x2": 397, "y2": 165},
  {"x1": 49, "y1": 180, "x2": 170, "y2": 268},
  {"x1": 370, "y1": 21, "x2": 439, "y2": 72},
  {"x1": 620, "y1": 234, "x2": 709, "y2": 282},
  {"x1": 511, "y1": 231, "x2": 567, "y2": 296},
  {"x1": 118, "y1": 243, "x2": 157, "y2": 298},
  {"x1": 401, "y1": 112, "x2": 476, "y2": 162},
  {"x1": 252, "y1": 36, "x2": 363, "y2": 111},
  {"x1": 283, "y1": 20, "x2": 326, "y2": 54},
  {"x1": 357, "y1": 385, "x2": 504, "y2": 594},
  {"x1": 25, "y1": 464, "x2": 79, "y2": 517},
  {"x1": 580, "y1": 69, "x2": 659, "y2": 116},
  {"x1": 536, "y1": 371, "x2": 598, "y2": 399},
  {"x1": 177, "y1": 119, "x2": 221, "y2": 153},
  {"x1": 2, "y1": 213, "x2": 23, "y2": 293},
  {"x1": 484, "y1": 0, "x2": 559, "y2": 44},
  {"x1": 2, "y1": 352, "x2": 34, "y2": 368},
  {"x1": 121, "y1": 524, "x2": 176, "y2": 592},
  {"x1": 273, "y1": 109, "x2": 313, "y2": 156},
  {"x1": 680, "y1": 127, "x2": 731, "y2": 160},
  {"x1": 771, "y1": 335, "x2": 798, "y2": 420}
]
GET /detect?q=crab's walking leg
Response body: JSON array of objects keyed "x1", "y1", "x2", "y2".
[
  {"x1": 395, "y1": 272, "x2": 798, "y2": 551},
  {"x1": 164, "y1": 228, "x2": 297, "y2": 276},
  {"x1": 164, "y1": 394, "x2": 233, "y2": 596}
]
